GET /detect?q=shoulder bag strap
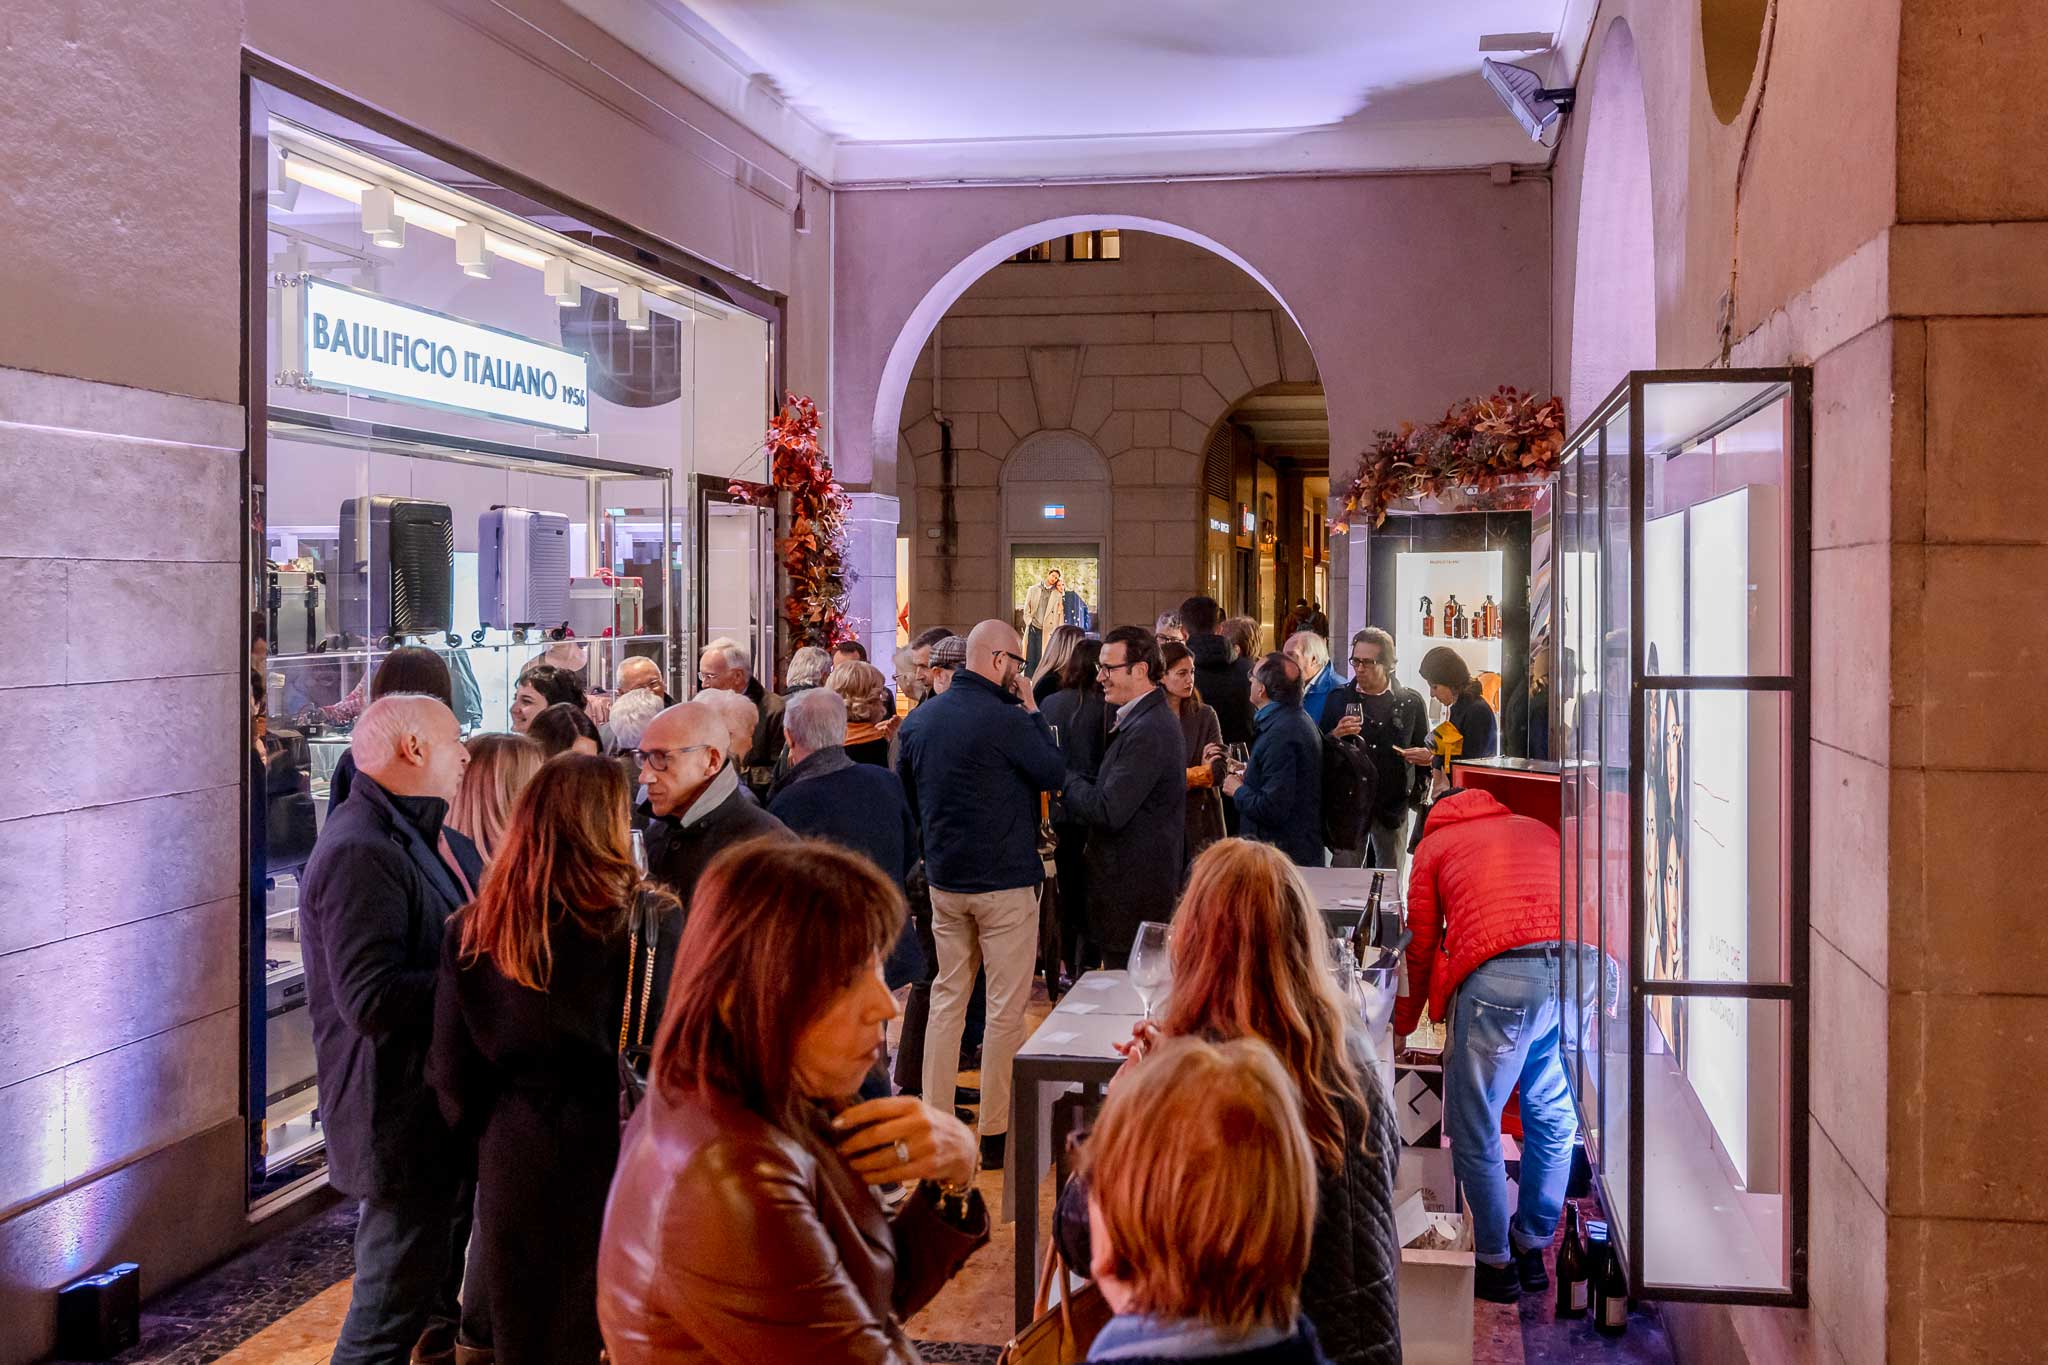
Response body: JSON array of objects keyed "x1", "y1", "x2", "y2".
[{"x1": 619, "y1": 919, "x2": 640, "y2": 1051}]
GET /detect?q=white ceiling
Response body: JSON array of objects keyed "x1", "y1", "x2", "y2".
[{"x1": 567, "y1": 0, "x2": 1598, "y2": 183}]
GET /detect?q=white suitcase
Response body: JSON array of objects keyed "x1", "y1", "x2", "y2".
[{"x1": 478, "y1": 507, "x2": 572, "y2": 630}]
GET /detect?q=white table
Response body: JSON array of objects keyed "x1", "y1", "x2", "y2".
[{"x1": 1004, "y1": 971, "x2": 1144, "y2": 1329}]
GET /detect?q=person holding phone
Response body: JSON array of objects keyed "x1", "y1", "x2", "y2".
[{"x1": 1320, "y1": 628, "x2": 1430, "y2": 879}]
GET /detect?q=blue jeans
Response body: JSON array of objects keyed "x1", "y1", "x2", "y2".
[
  {"x1": 331, "y1": 1185, "x2": 471, "y2": 1365},
  {"x1": 1445, "y1": 945, "x2": 1586, "y2": 1267}
]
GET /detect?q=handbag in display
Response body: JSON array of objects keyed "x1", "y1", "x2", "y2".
[
  {"x1": 998, "y1": 1239, "x2": 1110, "y2": 1365},
  {"x1": 617, "y1": 894, "x2": 662, "y2": 1131},
  {"x1": 332, "y1": 495, "x2": 455, "y2": 642},
  {"x1": 266, "y1": 567, "x2": 327, "y2": 655},
  {"x1": 478, "y1": 506, "x2": 572, "y2": 630},
  {"x1": 570, "y1": 571, "x2": 644, "y2": 639}
]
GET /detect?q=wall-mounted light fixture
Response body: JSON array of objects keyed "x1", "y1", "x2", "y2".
[
  {"x1": 454, "y1": 223, "x2": 491, "y2": 279},
  {"x1": 543, "y1": 256, "x2": 581, "y2": 308},
  {"x1": 616, "y1": 285, "x2": 650, "y2": 332},
  {"x1": 359, "y1": 186, "x2": 405, "y2": 250}
]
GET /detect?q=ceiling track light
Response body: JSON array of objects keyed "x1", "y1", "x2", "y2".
[
  {"x1": 267, "y1": 147, "x2": 300, "y2": 212},
  {"x1": 544, "y1": 256, "x2": 581, "y2": 308},
  {"x1": 616, "y1": 285, "x2": 650, "y2": 332},
  {"x1": 360, "y1": 186, "x2": 406, "y2": 249},
  {"x1": 455, "y1": 223, "x2": 492, "y2": 278}
]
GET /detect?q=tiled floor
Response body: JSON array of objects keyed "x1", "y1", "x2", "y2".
[{"x1": 59, "y1": 982, "x2": 1669, "y2": 1365}]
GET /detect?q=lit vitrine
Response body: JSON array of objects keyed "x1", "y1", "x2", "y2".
[{"x1": 1554, "y1": 369, "x2": 1810, "y2": 1305}]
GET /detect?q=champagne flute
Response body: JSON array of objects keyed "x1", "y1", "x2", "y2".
[{"x1": 1127, "y1": 921, "x2": 1173, "y2": 1023}]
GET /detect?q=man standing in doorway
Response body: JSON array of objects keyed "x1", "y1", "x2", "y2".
[
  {"x1": 898, "y1": 619, "x2": 1066, "y2": 1170},
  {"x1": 1322, "y1": 627, "x2": 1429, "y2": 879},
  {"x1": 1022, "y1": 567, "x2": 1065, "y2": 675}
]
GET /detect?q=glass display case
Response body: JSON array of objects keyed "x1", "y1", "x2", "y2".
[
  {"x1": 1554, "y1": 369, "x2": 1810, "y2": 1305},
  {"x1": 255, "y1": 411, "x2": 672, "y2": 1178}
]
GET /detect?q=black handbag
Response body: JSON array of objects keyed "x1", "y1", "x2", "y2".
[{"x1": 617, "y1": 897, "x2": 660, "y2": 1130}]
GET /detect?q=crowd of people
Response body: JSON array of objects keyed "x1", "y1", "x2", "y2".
[{"x1": 290, "y1": 584, "x2": 1588, "y2": 1365}]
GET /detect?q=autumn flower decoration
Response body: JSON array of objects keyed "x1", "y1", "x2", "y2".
[
  {"x1": 729, "y1": 394, "x2": 852, "y2": 648},
  {"x1": 1332, "y1": 387, "x2": 1567, "y2": 530}
]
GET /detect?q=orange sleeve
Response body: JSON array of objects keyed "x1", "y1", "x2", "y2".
[{"x1": 1185, "y1": 763, "x2": 1215, "y2": 789}]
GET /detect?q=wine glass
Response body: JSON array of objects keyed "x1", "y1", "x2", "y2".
[
  {"x1": 1226, "y1": 742, "x2": 1251, "y2": 775},
  {"x1": 1128, "y1": 921, "x2": 1173, "y2": 1022},
  {"x1": 630, "y1": 829, "x2": 649, "y2": 877}
]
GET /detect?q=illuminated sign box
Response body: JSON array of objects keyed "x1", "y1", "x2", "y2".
[
  {"x1": 1208, "y1": 517, "x2": 1232, "y2": 535},
  {"x1": 1042, "y1": 504, "x2": 1067, "y2": 519},
  {"x1": 299, "y1": 277, "x2": 591, "y2": 433}
]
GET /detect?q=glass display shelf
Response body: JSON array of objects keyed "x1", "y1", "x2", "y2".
[{"x1": 1551, "y1": 368, "x2": 1811, "y2": 1307}]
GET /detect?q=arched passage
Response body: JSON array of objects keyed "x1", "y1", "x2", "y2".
[
  {"x1": 1569, "y1": 19, "x2": 1657, "y2": 421},
  {"x1": 870, "y1": 214, "x2": 1321, "y2": 481},
  {"x1": 889, "y1": 228, "x2": 1326, "y2": 632}
]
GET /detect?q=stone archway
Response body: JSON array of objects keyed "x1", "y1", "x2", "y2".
[{"x1": 1569, "y1": 19, "x2": 1657, "y2": 422}]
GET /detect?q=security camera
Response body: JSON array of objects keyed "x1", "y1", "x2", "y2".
[{"x1": 1481, "y1": 58, "x2": 1576, "y2": 142}]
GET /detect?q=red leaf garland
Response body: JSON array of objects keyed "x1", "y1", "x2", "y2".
[
  {"x1": 1331, "y1": 387, "x2": 1566, "y2": 531},
  {"x1": 729, "y1": 393, "x2": 854, "y2": 650}
]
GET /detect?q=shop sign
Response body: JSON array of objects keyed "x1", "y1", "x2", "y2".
[
  {"x1": 1208, "y1": 517, "x2": 1232, "y2": 535},
  {"x1": 1042, "y1": 504, "x2": 1067, "y2": 519},
  {"x1": 297, "y1": 278, "x2": 590, "y2": 433}
]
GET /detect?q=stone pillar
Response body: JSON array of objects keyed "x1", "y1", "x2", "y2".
[{"x1": 842, "y1": 491, "x2": 901, "y2": 673}]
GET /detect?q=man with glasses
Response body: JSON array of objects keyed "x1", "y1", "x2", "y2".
[
  {"x1": 898, "y1": 619, "x2": 1066, "y2": 1171},
  {"x1": 1061, "y1": 625, "x2": 1185, "y2": 969},
  {"x1": 696, "y1": 637, "x2": 784, "y2": 801},
  {"x1": 905, "y1": 626, "x2": 956, "y2": 706},
  {"x1": 1322, "y1": 627, "x2": 1429, "y2": 879},
  {"x1": 634, "y1": 702, "x2": 789, "y2": 907}
]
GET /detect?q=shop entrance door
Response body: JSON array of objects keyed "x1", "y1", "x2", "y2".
[
  {"x1": 696, "y1": 475, "x2": 775, "y2": 687},
  {"x1": 1010, "y1": 543, "x2": 1101, "y2": 676}
]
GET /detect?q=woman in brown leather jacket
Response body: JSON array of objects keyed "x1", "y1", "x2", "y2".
[{"x1": 597, "y1": 838, "x2": 990, "y2": 1364}]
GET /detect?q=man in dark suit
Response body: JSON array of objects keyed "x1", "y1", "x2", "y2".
[
  {"x1": 299, "y1": 695, "x2": 485, "y2": 1365},
  {"x1": 637, "y1": 701, "x2": 790, "y2": 908},
  {"x1": 1061, "y1": 625, "x2": 1187, "y2": 968}
]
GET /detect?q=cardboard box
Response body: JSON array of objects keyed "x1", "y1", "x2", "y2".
[{"x1": 1396, "y1": 1147, "x2": 1474, "y2": 1365}]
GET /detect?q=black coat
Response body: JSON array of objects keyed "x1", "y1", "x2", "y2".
[
  {"x1": 738, "y1": 676, "x2": 788, "y2": 798},
  {"x1": 1061, "y1": 689, "x2": 1188, "y2": 954},
  {"x1": 1320, "y1": 682, "x2": 1430, "y2": 823},
  {"x1": 896, "y1": 670, "x2": 1066, "y2": 894},
  {"x1": 428, "y1": 905, "x2": 666, "y2": 1365},
  {"x1": 1235, "y1": 701, "x2": 1325, "y2": 867},
  {"x1": 297, "y1": 775, "x2": 485, "y2": 1200},
  {"x1": 1187, "y1": 631, "x2": 1254, "y2": 744},
  {"x1": 1040, "y1": 686, "x2": 1110, "y2": 781},
  {"x1": 643, "y1": 768, "x2": 792, "y2": 909},
  {"x1": 769, "y1": 748, "x2": 926, "y2": 987}
]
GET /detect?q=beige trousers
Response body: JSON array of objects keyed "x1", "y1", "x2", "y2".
[{"x1": 922, "y1": 885, "x2": 1042, "y2": 1139}]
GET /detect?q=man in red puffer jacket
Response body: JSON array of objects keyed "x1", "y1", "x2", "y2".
[{"x1": 1395, "y1": 787, "x2": 1595, "y2": 1306}]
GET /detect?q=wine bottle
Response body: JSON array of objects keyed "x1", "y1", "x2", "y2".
[
  {"x1": 1554, "y1": 1203, "x2": 1588, "y2": 1318},
  {"x1": 1359, "y1": 870, "x2": 1387, "y2": 964},
  {"x1": 1593, "y1": 1223, "x2": 1629, "y2": 1336}
]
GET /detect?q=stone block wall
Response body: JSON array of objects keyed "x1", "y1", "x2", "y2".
[
  {"x1": 899, "y1": 236, "x2": 1316, "y2": 633},
  {"x1": 0, "y1": 369, "x2": 251, "y2": 1358}
]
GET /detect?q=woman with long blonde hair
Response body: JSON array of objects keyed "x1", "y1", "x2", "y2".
[
  {"x1": 449, "y1": 732, "x2": 542, "y2": 862},
  {"x1": 1060, "y1": 838, "x2": 1402, "y2": 1365},
  {"x1": 1031, "y1": 622, "x2": 1087, "y2": 703},
  {"x1": 429, "y1": 754, "x2": 680, "y2": 1365}
]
